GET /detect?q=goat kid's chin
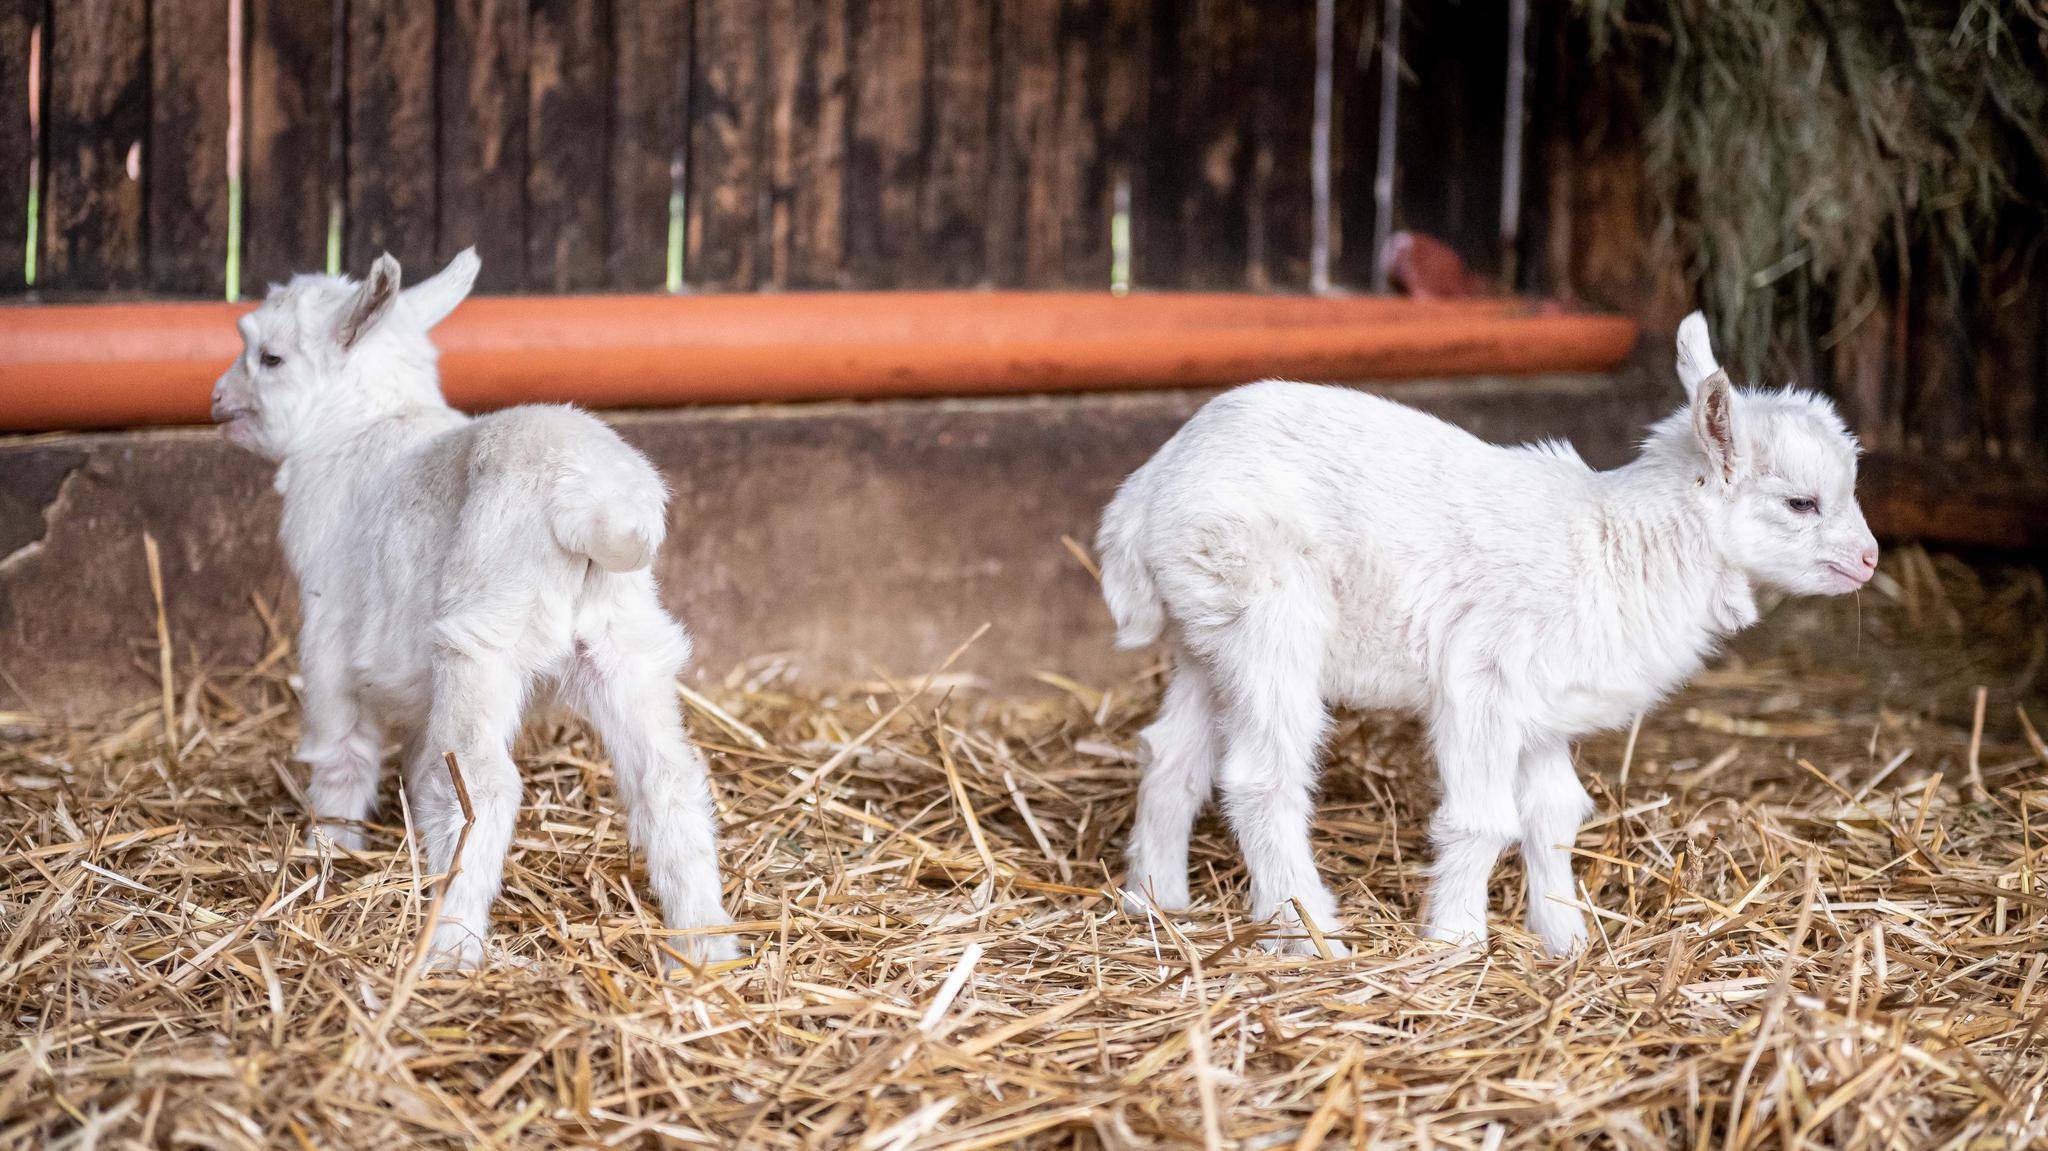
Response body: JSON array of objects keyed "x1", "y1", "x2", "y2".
[{"x1": 216, "y1": 410, "x2": 264, "y2": 453}]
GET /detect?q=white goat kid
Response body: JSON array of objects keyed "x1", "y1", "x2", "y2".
[
  {"x1": 213, "y1": 250, "x2": 736, "y2": 970},
  {"x1": 1099, "y1": 314, "x2": 1878, "y2": 957}
]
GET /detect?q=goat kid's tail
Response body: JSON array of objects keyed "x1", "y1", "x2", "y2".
[
  {"x1": 549, "y1": 453, "x2": 668, "y2": 573},
  {"x1": 1096, "y1": 484, "x2": 1163, "y2": 649}
]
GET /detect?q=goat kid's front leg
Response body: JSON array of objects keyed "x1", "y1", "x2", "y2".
[
  {"x1": 412, "y1": 650, "x2": 526, "y2": 971},
  {"x1": 297, "y1": 664, "x2": 383, "y2": 852},
  {"x1": 1518, "y1": 739, "x2": 1594, "y2": 957},
  {"x1": 1424, "y1": 696, "x2": 1522, "y2": 947}
]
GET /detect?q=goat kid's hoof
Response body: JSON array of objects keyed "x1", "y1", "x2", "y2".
[
  {"x1": 422, "y1": 925, "x2": 488, "y2": 972},
  {"x1": 662, "y1": 929, "x2": 742, "y2": 974},
  {"x1": 1254, "y1": 902, "x2": 1351, "y2": 958},
  {"x1": 1528, "y1": 907, "x2": 1589, "y2": 959},
  {"x1": 1258, "y1": 930, "x2": 1352, "y2": 959},
  {"x1": 1422, "y1": 921, "x2": 1488, "y2": 951},
  {"x1": 1120, "y1": 874, "x2": 1191, "y2": 918},
  {"x1": 312, "y1": 822, "x2": 364, "y2": 854}
]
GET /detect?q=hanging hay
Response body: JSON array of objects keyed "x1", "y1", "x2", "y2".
[
  {"x1": 1579, "y1": 0, "x2": 2048, "y2": 383},
  {"x1": 2, "y1": 547, "x2": 2046, "y2": 1148}
]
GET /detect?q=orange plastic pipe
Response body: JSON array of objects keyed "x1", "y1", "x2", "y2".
[{"x1": 0, "y1": 293, "x2": 1638, "y2": 432}]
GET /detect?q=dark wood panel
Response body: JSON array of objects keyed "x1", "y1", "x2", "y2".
[
  {"x1": 149, "y1": 0, "x2": 233, "y2": 295},
  {"x1": 1829, "y1": 292, "x2": 1902, "y2": 455},
  {"x1": 915, "y1": 0, "x2": 994, "y2": 286},
  {"x1": 1974, "y1": 239, "x2": 2044, "y2": 461},
  {"x1": 438, "y1": 0, "x2": 527, "y2": 292},
  {"x1": 244, "y1": 0, "x2": 335, "y2": 289},
  {"x1": 987, "y1": 0, "x2": 1145, "y2": 289},
  {"x1": 43, "y1": 0, "x2": 149, "y2": 291},
  {"x1": 687, "y1": 0, "x2": 765, "y2": 289},
  {"x1": 526, "y1": 0, "x2": 608, "y2": 291},
  {"x1": 345, "y1": 0, "x2": 436, "y2": 274},
  {"x1": 842, "y1": 0, "x2": 998, "y2": 288},
  {"x1": 763, "y1": 0, "x2": 849, "y2": 289},
  {"x1": 843, "y1": 0, "x2": 924, "y2": 288},
  {"x1": 1243, "y1": 0, "x2": 1313, "y2": 290},
  {"x1": 1901, "y1": 242, "x2": 1974, "y2": 455},
  {"x1": 0, "y1": 1, "x2": 39, "y2": 293},
  {"x1": 1331, "y1": 0, "x2": 1384, "y2": 288},
  {"x1": 608, "y1": 0, "x2": 690, "y2": 290},
  {"x1": 986, "y1": 0, "x2": 1056, "y2": 286},
  {"x1": 1392, "y1": 0, "x2": 1506, "y2": 277},
  {"x1": 1134, "y1": 1, "x2": 1311, "y2": 290},
  {"x1": 1532, "y1": 12, "x2": 1645, "y2": 313}
]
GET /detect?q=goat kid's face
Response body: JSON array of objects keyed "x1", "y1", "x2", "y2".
[
  {"x1": 212, "y1": 249, "x2": 480, "y2": 459},
  {"x1": 1672, "y1": 312, "x2": 1879, "y2": 597}
]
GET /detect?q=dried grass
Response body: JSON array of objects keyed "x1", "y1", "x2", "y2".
[{"x1": 3, "y1": 548, "x2": 2046, "y2": 1149}]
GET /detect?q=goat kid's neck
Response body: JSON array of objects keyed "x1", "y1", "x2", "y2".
[{"x1": 1592, "y1": 460, "x2": 1759, "y2": 639}]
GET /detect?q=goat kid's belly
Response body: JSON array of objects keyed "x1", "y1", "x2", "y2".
[{"x1": 330, "y1": 585, "x2": 587, "y2": 728}]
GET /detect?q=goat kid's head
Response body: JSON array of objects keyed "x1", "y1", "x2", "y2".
[
  {"x1": 1652, "y1": 311, "x2": 1879, "y2": 596},
  {"x1": 213, "y1": 249, "x2": 480, "y2": 459}
]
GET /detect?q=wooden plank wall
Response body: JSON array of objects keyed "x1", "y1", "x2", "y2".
[
  {"x1": 0, "y1": 0, "x2": 1481, "y2": 298},
  {"x1": 0, "y1": 0, "x2": 2040, "y2": 463}
]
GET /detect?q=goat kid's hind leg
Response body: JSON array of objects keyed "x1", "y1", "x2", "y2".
[
  {"x1": 1201, "y1": 608, "x2": 1346, "y2": 956},
  {"x1": 568, "y1": 591, "x2": 736, "y2": 970},
  {"x1": 410, "y1": 649, "x2": 528, "y2": 971},
  {"x1": 1123, "y1": 653, "x2": 1220, "y2": 916},
  {"x1": 1518, "y1": 740, "x2": 1593, "y2": 957},
  {"x1": 1423, "y1": 695, "x2": 1523, "y2": 947}
]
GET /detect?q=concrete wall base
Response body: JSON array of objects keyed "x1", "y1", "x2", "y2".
[{"x1": 5, "y1": 375, "x2": 1672, "y2": 719}]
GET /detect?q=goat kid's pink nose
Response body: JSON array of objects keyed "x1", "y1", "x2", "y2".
[{"x1": 1858, "y1": 546, "x2": 1879, "y2": 573}]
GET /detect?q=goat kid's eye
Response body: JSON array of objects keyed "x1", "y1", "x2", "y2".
[
  {"x1": 1785, "y1": 497, "x2": 1819, "y2": 515},
  {"x1": 259, "y1": 351, "x2": 284, "y2": 369}
]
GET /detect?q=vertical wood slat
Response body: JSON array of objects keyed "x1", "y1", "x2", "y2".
[
  {"x1": 841, "y1": 0, "x2": 997, "y2": 289},
  {"x1": 842, "y1": 0, "x2": 923, "y2": 288},
  {"x1": 149, "y1": 0, "x2": 233, "y2": 295},
  {"x1": 1134, "y1": 0, "x2": 1313, "y2": 291},
  {"x1": 1330, "y1": 0, "x2": 1383, "y2": 288},
  {"x1": 438, "y1": 0, "x2": 527, "y2": 292},
  {"x1": 916, "y1": 1, "x2": 993, "y2": 286},
  {"x1": 1392, "y1": 0, "x2": 1506, "y2": 276},
  {"x1": 1976, "y1": 245, "x2": 2045, "y2": 460},
  {"x1": 692, "y1": 0, "x2": 859, "y2": 292},
  {"x1": 1244, "y1": 0, "x2": 1313, "y2": 290},
  {"x1": 1901, "y1": 242, "x2": 1973, "y2": 455},
  {"x1": 527, "y1": 0, "x2": 608, "y2": 291},
  {"x1": 243, "y1": 0, "x2": 333, "y2": 289},
  {"x1": 763, "y1": 0, "x2": 850, "y2": 290},
  {"x1": 1531, "y1": 13, "x2": 1645, "y2": 314},
  {"x1": 607, "y1": 0, "x2": 690, "y2": 290},
  {"x1": 43, "y1": 0, "x2": 149, "y2": 291},
  {"x1": 346, "y1": 0, "x2": 436, "y2": 274},
  {"x1": 687, "y1": 0, "x2": 764, "y2": 289},
  {"x1": 0, "y1": 0, "x2": 38, "y2": 293},
  {"x1": 987, "y1": 0, "x2": 1146, "y2": 289}
]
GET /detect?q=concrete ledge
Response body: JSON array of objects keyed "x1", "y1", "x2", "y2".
[{"x1": 2, "y1": 375, "x2": 1662, "y2": 719}]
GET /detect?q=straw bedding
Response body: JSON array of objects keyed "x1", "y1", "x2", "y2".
[{"x1": 2, "y1": 547, "x2": 2045, "y2": 1149}]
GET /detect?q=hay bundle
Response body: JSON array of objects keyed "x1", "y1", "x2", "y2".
[
  {"x1": 1580, "y1": 1, "x2": 2048, "y2": 386},
  {"x1": 1, "y1": 548, "x2": 2045, "y2": 1147}
]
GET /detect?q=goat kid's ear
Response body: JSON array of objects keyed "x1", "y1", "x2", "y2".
[
  {"x1": 1675, "y1": 311, "x2": 1720, "y2": 402},
  {"x1": 403, "y1": 247, "x2": 481, "y2": 330},
  {"x1": 1691, "y1": 370, "x2": 1743, "y2": 484},
  {"x1": 337, "y1": 253, "x2": 402, "y2": 351}
]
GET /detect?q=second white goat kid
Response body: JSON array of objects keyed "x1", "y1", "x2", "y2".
[
  {"x1": 213, "y1": 250, "x2": 736, "y2": 970},
  {"x1": 1099, "y1": 314, "x2": 1878, "y2": 957}
]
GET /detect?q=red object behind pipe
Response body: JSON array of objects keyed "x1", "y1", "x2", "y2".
[{"x1": 0, "y1": 293, "x2": 1639, "y2": 433}]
